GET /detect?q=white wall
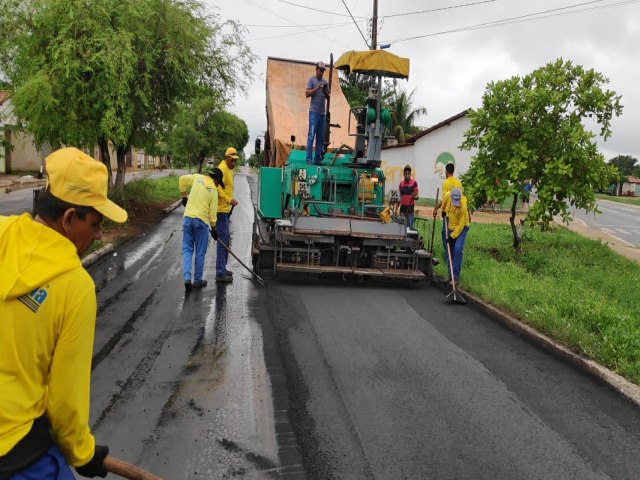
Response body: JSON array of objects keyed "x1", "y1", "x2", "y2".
[{"x1": 380, "y1": 115, "x2": 475, "y2": 199}]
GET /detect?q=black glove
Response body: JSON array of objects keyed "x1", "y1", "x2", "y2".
[
  {"x1": 210, "y1": 228, "x2": 218, "y2": 241},
  {"x1": 76, "y1": 445, "x2": 109, "y2": 478},
  {"x1": 181, "y1": 197, "x2": 188, "y2": 207}
]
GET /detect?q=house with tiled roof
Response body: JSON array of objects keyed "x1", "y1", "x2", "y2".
[
  {"x1": 622, "y1": 175, "x2": 640, "y2": 197},
  {"x1": 381, "y1": 110, "x2": 475, "y2": 199}
]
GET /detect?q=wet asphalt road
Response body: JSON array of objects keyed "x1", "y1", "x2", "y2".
[
  {"x1": 87, "y1": 175, "x2": 281, "y2": 479},
  {"x1": 86, "y1": 174, "x2": 640, "y2": 479}
]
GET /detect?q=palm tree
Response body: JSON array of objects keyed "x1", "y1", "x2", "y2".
[{"x1": 387, "y1": 87, "x2": 427, "y2": 143}]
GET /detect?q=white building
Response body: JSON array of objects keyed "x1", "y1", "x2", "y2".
[{"x1": 381, "y1": 110, "x2": 475, "y2": 199}]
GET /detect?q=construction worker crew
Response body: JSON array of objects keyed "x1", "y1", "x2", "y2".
[
  {"x1": 443, "y1": 187, "x2": 470, "y2": 285},
  {"x1": 0, "y1": 147, "x2": 127, "y2": 479},
  {"x1": 399, "y1": 165, "x2": 419, "y2": 228},
  {"x1": 305, "y1": 61, "x2": 330, "y2": 165},
  {"x1": 433, "y1": 162, "x2": 463, "y2": 268},
  {"x1": 215, "y1": 147, "x2": 240, "y2": 283},
  {"x1": 179, "y1": 167, "x2": 224, "y2": 290}
]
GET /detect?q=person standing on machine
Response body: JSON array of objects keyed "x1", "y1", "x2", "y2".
[{"x1": 305, "y1": 61, "x2": 330, "y2": 165}]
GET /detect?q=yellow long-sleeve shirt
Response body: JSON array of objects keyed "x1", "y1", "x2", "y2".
[
  {"x1": 216, "y1": 160, "x2": 234, "y2": 214},
  {"x1": 179, "y1": 174, "x2": 218, "y2": 226},
  {"x1": 0, "y1": 214, "x2": 96, "y2": 466},
  {"x1": 444, "y1": 194, "x2": 470, "y2": 239}
]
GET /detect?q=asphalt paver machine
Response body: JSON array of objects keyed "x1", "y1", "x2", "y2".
[{"x1": 252, "y1": 50, "x2": 432, "y2": 282}]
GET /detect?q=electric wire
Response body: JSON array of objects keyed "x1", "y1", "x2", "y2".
[
  {"x1": 245, "y1": 21, "x2": 352, "y2": 28},
  {"x1": 248, "y1": 22, "x2": 354, "y2": 41},
  {"x1": 243, "y1": 0, "x2": 351, "y2": 48},
  {"x1": 382, "y1": 0, "x2": 499, "y2": 19},
  {"x1": 387, "y1": 0, "x2": 638, "y2": 44},
  {"x1": 341, "y1": 0, "x2": 370, "y2": 48},
  {"x1": 276, "y1": 0, "x2": 367, "y2": 19}
]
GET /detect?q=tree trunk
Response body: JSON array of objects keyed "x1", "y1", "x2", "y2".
[
  {"x1": 114, "y1": 145, "x2": 128, "y2": 191},
  {"x1": 509, "y1": 193, "x2": 521, "y2": 251},
  {"x1": 98, "y1": 138, "x2": 113, "y2": 190},
  {"x1": 196, "y1": 154, "x2": 205, "y2": 174}
]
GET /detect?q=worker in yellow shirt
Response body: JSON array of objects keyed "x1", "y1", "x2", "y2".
[
  {"x1": 0, "y1": 148, "x2": 127, "y2": 479},
  {"x1": 432, "y1": 162, "x2": 463, "y2": 268},
  {"x1": 443, "y1": 187, "x2": 470, "y2": 285},
  {"x1": 215, "y1": 147, "x2": 240, "y2": 283},
  {"x1": 179, "y1": 167, "x2": 223, "y2": 290}
]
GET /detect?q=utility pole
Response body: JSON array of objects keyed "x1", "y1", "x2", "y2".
[{"x1": 371, "y1": 0, "x2": 378, "y2": 50}]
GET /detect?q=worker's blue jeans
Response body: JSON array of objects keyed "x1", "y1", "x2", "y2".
[
  {"x1": 9, "y1": 445, "x2": 74, "y2": 479},
  {"x1": 446, "y1": 226, "x2": 469, "y2": 282},
  {"x1": 182, "y1": 217, "x2": 209, "y2": 283},
  {"x1": 216, "y1": 212, "x2": 230, "y2": 278},
  {"x1": 306, "y1": 111, "x2": 325, "y2": 164}
]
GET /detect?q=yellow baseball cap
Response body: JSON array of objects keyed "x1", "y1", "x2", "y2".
[
  {"x1": 225, "y1": 147, "x2": 240, "y2": 159},
  {"x1": 45, "y1": 147, "x2": 128, "y2": 223}
]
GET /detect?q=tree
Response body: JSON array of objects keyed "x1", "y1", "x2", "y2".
[
  {"x1": 166, "y1": 102, "x2": 248, "y2": 172},
  {"x1": 460, "y1": 58, "x2": 622, "y2": 250},
  {"x1": 385, "y1": 87, "x2": 427, "y2": 143},
  {"x1": 608, "y1": 155, "x2": 639, "y2": 195},
  {"x1": 0, "y1": 0, "x2": 255, "y2": 190}
]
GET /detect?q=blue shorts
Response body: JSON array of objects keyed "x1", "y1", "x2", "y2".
[{"x1": 7, "y1": 445, "x2": 74, "y2": 480}]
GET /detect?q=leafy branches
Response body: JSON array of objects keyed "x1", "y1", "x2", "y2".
[{"x1": 461, "y1": 58, "x2": 622, "y2": 249}]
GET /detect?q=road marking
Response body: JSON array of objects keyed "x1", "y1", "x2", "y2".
[{"x1": 617, "y1": 229, "x2": 631, "y2": 235}]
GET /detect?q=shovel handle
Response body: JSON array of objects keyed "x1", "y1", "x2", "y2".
[{"x1": 103, "y1": 456, "x2": 163, "y2": 480}]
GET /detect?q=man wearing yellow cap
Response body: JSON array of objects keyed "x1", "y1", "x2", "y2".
[
  {"x1": 215, "y1": 147, "x2": 240, "y2": 283},
  {"x1": 0, "y1": 148, "x2": 127, "y2": 479}
]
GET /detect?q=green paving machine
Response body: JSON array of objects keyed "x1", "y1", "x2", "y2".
[{"x1": 252, "y1": 50, "x2": 432, "y2": 282}]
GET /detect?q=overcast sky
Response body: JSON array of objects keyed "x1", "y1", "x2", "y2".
[{"x1": 205, "y1": 0, "x2": 640, "y2": 161}]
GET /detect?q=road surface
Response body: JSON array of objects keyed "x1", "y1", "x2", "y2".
[
  {"x1": 570, "y1": 199, "x2": 640, "y2": 247},
  {"x1": 81, "y1": 175, "x2": 640, "y2": 479}
]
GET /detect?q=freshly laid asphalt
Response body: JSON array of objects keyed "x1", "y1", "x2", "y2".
[{"x1": 41, "y1": 173, "x2": 640, "y2": 478}]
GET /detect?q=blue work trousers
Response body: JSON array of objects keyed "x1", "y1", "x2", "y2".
[
  {"x1": 446, "y1": 226, "x2": 469, "y2": 282},
  {"x1": 9, "y1": 445, "x2": 74, "y2": 479},
  {"x1": 182, "y1": 216, "x2": 210, "y2": 283},
  {"x1": 215, "y1": 212, "x2": 230, "y2": 277},
  {"x1": 306, "y1": 111, "x2": 326, "y2": 164}
]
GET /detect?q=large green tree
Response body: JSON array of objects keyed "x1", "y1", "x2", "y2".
[
  {"x1": 0, "y1": 0, "x2": 255, "y2": 190},
  {"x1": 166, "y1": 99, "x2": 248, "y2": 172},
  {"x1": 460, "y1": 58, "x2": 622, "y2": 250}
]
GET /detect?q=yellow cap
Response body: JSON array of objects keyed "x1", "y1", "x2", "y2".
[
  {"x1": 225, "y1": 147, "x2": 239, "y2": 159},
  {"x1": 45, "y1": 147, "x2": 128, "y2": 223}
]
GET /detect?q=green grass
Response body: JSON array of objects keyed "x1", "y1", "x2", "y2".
[
  {"x1": 417, "y1": 220, "x2": 640, "y2": 384},
  {"x1": 416, "y1": 197, "x2": 437, "y2": 207},
  {"x1": 596, "y1": 193, "x2": 640, "y2": 206},
  {"x1": 83, "y1": 240, "x2": 106, "y2": 257},
  {"x1": 104, "y1": 174, "x2": 179, "y2": 229}
]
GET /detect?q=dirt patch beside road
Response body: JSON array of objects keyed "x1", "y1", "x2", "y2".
[{"x1": 101, "y1": 201, "x2": 173, "y2": 246}]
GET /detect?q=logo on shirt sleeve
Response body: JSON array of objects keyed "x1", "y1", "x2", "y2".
[{"x1": 18, "y1": 287, "x2": 48, "y2": 313}]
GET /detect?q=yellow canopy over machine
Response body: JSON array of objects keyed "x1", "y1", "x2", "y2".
[{"x1": 334, "y1": 50, "x2": 410, "y2": 79}]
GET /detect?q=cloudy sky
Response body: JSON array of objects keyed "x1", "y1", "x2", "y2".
[{"x1": 205, "y1": 0, "x2": 640, "y2": 161}]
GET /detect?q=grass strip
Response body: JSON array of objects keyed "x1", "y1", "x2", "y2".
[
  {"x1": 596, "y1": 193, "x2": 640, "y2": 206},
  {"x1": 418, "y1": 219, "x2": 640, "y2": 384}
]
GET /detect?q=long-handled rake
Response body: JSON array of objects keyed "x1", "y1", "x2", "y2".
[{"x1": 443, "y1": 217, "x2": 466, "y2": 305}]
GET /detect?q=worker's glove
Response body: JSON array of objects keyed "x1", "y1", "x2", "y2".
[
  {"x1": 181, "y1": 197, "x2": 188, "y2": 207},
  {"x1": 75, "y1": 445, "x2": 109, "y2": 478},
  {"x1": 210, "y1": 228, "x2": 218, "y2": 241},
  {"x1": 441, "y1": 210, "x2": 447, "y2": 218}
]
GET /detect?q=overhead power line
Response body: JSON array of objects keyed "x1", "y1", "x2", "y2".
[
  {"x1": 248, "y1": 22, "x2": 353, "y2": 41},
  {"x1": 277, "y1": 0, "x2": 367, "y2": 19},
  {"x1": 387, "y1": 0, "x2": 638, "y2": 44},
  {"x1": 242, "y1": 0, "x2": 351, "y2": 48},
  {"x1": 245, "y1": 21, "x2": 352, "y2": 28},
  {"x1": 383, "y1": 0, "x2": 499, "y2": 19},
  {"x1": 341, "y1": 0, "x2": 370, "y2": 49}
]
